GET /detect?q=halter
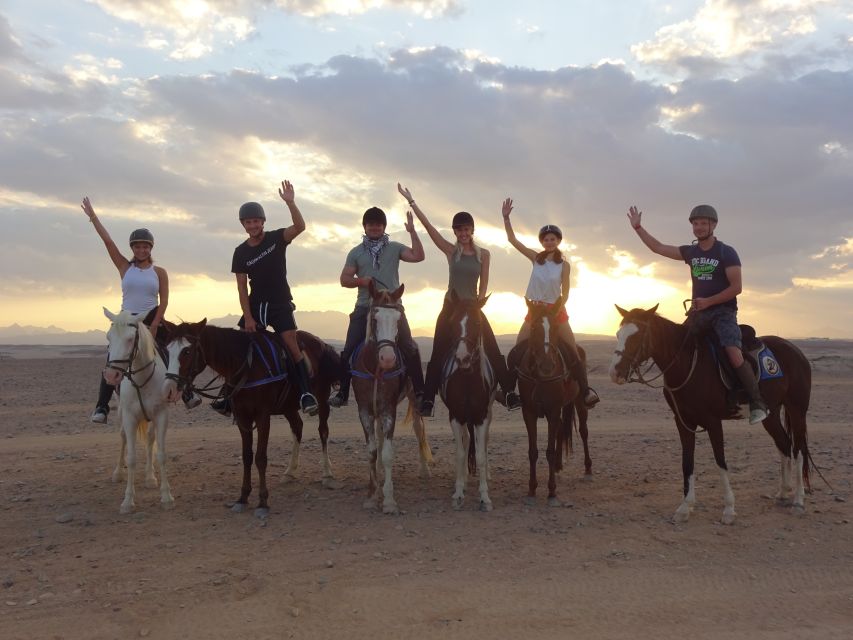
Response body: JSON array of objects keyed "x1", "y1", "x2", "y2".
[
  {"x1": 351, "y1": 302, "x2": 407, "y2": 382},
  {"x1": 164, "y1": 334, "x2": 222, "y2": 399},
  {"x1": 106, "y1": 322, "x2": 157, "y2": 421}
]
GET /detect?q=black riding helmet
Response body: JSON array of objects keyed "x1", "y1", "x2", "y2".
[
  {"x1": 128, "y1": 228, "x2": 154, "y2": 247},
  {"x1": 538, "y1": 224, "x2": 562, "y2": 241},
  {"x1": 362, "y1": 206, "x2": 387, "y2": 227},
  {"x1": 689, "y1": 204, "x2": 718, "y2": 222},
  {"x1": 451, "y1": 211, "x2": 475, "y2": 229},
  {"x1": 238, "y1": 202, "x2": 266, "y2": 221}
]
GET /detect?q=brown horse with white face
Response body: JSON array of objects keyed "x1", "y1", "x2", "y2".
[
  {"x1": 351, "y1": 282, "x2": 433, "y2": 514},
  {"x1": 609, "y1": 304, "x2": 812, "y2": 524}
]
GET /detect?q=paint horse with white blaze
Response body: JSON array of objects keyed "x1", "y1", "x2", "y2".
[
  {"x1": 609, "y1": 304, "x2": 813, "y2": 524},
  {"x1": 438, "y1": 294, "x2": 497, "y2": 511},
  {"x1": 351, "y1": 282, "x2": 433, "y2": 514},
  {"x1": 103, "y1": 308, "x2": 174, "y2": 514}
]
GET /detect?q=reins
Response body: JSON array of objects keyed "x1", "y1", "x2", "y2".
[{"x1": 106, "y1": 322, "x2": 158, "y2": 421}]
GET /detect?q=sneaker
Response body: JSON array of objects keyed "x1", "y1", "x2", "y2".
[
  {"x1": 300, "y1": 393, "x2": 319, "y2": 417},
  {"x1": 584, "y1": 388, "x2": 601, "y2": 409},
  {"x1": 90, "y1": 407, "x2": 108, "y2": 424},
  {"x1": 418, "y1": 398, "x2": 435, "y2": 418},
  {"x1": 183, "y1": 392, "x2": 202, "y2": 410},
  {"x1": 328, "y1": 391, "x2": 348, "y2": 408},
  {"x1": 748, "y1": 401, "x2": 769, "y2": 425},
  {"x1": 505, "y1": 391, "x2": 522, "y2": 412},
  {"x1": 211, "y1": 397, "x2": 232, "y2": 417}
]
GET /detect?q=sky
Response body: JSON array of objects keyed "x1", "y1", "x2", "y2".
[{"x1": 1, "y1": 0, "x2": 851, "y2": 338}]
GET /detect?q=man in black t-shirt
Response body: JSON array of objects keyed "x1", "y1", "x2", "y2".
[
  {"x1": 216, "y1": 180, "x2": 318, "y2": 416},
  {"x1": 626, "y1": 204, "x2": 768, "y2": 424}
]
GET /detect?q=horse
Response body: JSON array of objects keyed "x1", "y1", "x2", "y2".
[
  {"x1": 516, "y1": 300, "x2": 585, "y2": 506},
  {"x1": 351, "y1": 281, "x2": 433, "y2": 514},
  {"x1": 608, "y1": 304, "x2": 812, "y2": 524},
  {"x1": 437, "y1": 293, "x2": 497, "y2": 511},
  {"x1": 162, "y1": 320, "x2": 340, "y2": 518},
  {"x1": 102, "y1": 308, "x2": 174, "y2": 514}
]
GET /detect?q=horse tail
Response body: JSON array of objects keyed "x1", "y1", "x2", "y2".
[
  {"x1": 467, "y1": 424, "x2": 477, "y2": 475},
  {"x1": 319, "y1": 341, "x2": 342, "y2": 382}
]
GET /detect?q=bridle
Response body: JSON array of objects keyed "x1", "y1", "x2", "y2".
[
  {"x1": 105, "y1": 322, "x2": 157, "y2": 421},
  {"x1": 164, "y1": 333, "x2": 222, "y2": 399}
]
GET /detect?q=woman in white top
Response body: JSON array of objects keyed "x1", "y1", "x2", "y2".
[
  {"x1": 82, "y1": 197, "x2": 197, "y2": 423},
  {"x1": 502, "y1": 198, "x2": 599, "y2": 408}
]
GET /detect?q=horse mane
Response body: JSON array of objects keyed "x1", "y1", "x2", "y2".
[
  {"x1": 171, "y1": 322, "x2": 252, "y2": 372},
  {"x1": 114, "y1": 310, "x2": 157, "y2": 359}
]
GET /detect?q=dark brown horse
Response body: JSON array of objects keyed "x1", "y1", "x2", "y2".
[
  {"x1": 517, "y1": 301, "x2": 586, "y2": 506},
  {"x1": 438, "y1": 294, "x2": 498, "y2": 511},
  {"x1": 609, "y1": 304, "x2": 812, "y2": 524},
  {"x1": 162, "y1": 320, "x2": 340, "y2": 518},
  {"x1": 351, "y1": 282, "x2": 433, "y2": 514}
]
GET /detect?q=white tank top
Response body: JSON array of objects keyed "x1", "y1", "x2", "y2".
[
  {"x1": 121, "y1": 264, "x2": 160, "y2": 314},
  {"x1": 525, "y1": 260, "x2": 563, "y2": 304}
]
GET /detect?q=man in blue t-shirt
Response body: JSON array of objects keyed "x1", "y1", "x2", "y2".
[{"x1": 626, "y1": 204, "x2": 768, "y2": 424}]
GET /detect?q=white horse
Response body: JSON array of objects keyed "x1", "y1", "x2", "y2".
[{"x1": 102, "y1": 308, "x2": 174, "y2": 514}]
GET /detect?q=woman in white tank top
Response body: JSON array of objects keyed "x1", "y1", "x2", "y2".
[
  {"x1": 82, "y1": 197, "x2": 174, "y2": 423},
  {"x1": 501, "y1": 198, "x2": 599, "y2": 408}
]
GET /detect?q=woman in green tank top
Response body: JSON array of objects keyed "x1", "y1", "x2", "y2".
[{"x1": 398, "y1": 183, "x2": 521, "y2": 417}]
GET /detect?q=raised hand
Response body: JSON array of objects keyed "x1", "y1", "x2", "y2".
[
  {"x1": 278, "y1": 180, "x2": 295, "y2": 203},
  {"x1": 404, "y1": 210, "x2": 415, "y2": 233},
  {"x1": 627, "y1": 205, "x2": 642, "y2": 229},
  {"x1": 81, "y1": 196, "x2": 96, "y2": 220},
  {"x1": 397, "y1": 182, "x2": 414, "y2": 204},
  {"x1": 501, "y1": 198, "x2": 513, "y2": 220}
]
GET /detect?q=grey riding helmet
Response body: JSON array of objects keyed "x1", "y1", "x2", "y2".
[
  {"x1": 128, "y1": 228, "x2": 154, "y2": 247},
  {"x1": 689, "y1": 204, "x2": 718, "y2": 222},
  {"x1": 239, "y1": 201, "x2": 266, "y2": 221}
]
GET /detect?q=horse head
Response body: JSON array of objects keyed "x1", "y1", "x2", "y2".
[
  {"x1": 368, "y1": 281, "x2": 405, "y2": 371},
  {"x1": 448, "y1": 290, "x2": 487, "y2": 371},
  {"x1": 609, "y1": 303, "x2": 659, "y2": 384},
  {"x1": 524, "y1": 299, "x2": 562, "y2": 378},
  {"x1": 163, "y1": 319, "x2": 208, "y2": 402},
  {"x1": 103, "y1": 307, "x2": 151, "y2": 387}
]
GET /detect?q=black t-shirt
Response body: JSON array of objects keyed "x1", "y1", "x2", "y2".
[
  {"x1": 678, "y1": 240, "x2": 741, "y2": 310},
  {"x1": 231, "y1": 228, "x2": 292, "y2": 304}
]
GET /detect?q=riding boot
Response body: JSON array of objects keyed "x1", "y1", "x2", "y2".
[
  {"x1": 401, "y1": 345, "x2": 426, "y2": 409},
  {"x1": 735, "y1": 361, "x2": 768, "y2": 424},
  {"x1": 211, "y1": 386, "x2": 232, "y2": 417},
  {"x1": 295, "y1": 358, "x2": 319, "y2": 416},
  {"x1": 558, "y1": 342, "x2": 600, "y2": 408},
  {"x1": 330, "y1": 366, "x2": 351, "y2": 408},
  {"x1": 490, "y1": 353, "x2": 521, "y2": 411}
]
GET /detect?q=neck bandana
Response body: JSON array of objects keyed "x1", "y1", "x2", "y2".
[{"x1": 362, "y1": 233, "x2": 390, "y2": 268}]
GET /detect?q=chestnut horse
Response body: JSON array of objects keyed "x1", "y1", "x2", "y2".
[
  {"x1": 609, "y1": 304, "x2": 812, "y2": 524},
  {"x1": 516, "y1": 301, "x2": 586, "y2": 506},
  {"x1": 438, "y1": 294, "x2": 497, "y2": 511},
  {"x1": 163, "y1": 320, "x2": 340, "y2": 518},
  {"x1": 351, "y1": 282, "x2": 433, "y2": 514}
]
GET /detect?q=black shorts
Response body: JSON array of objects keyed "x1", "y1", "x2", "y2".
[{"x1": 239, "y1": 301, "x2": 297, "y2": 333}]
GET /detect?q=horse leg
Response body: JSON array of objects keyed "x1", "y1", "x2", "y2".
[
  {"x1": 317, "y1": 397, "x2": 337, "y2": 485},
  {"x1": 153, "y1": 411, "x2": 174, "y2": 510},
  {"x1": 706, "y1": 420, "x2": 735, "y2": 525},
  {"x1": 524, "y1": 408, "x2": 538, "y2": 505},
  {"x1": 577, "y1": 403, "x2": 592, "y2": 477},
  {"x1": 112, "y1": 426, "x2": 127, "y2": 483},
  {"x1": 673, "y1": 420, "x2": 697, "y2": 523},
  {"x1": 119, "y1": 414, "x2": 138, "y2": 514},
  {"x1": 360, "y1": 408, "x2": 380, "y2": 510},
  {"x1": 408, "y1": 392, "x2": 433, "y2": 477},
  {"x1": 232, "y1": 416, "x2": 254, "y2": 513},
  {"x1": 474, "y1": 421, "x2": 492, "y2": 512},
  {"x1": 254, "y1": 415, "x2": 271, "y2": 519},
  {"x1": 762, "y1": 407, "x2": 794, "y2": 505},
  {"x1": 380, "y1": 415, "x2": 399, "y2": 515},
  {"x1": 450, "y1": 419, "x2": 468, "y2": 510},
  {"x1": 144, "y1": 421, "x2": 158, "y2": 489},
  {"x1": 545, "y1": 412, "x2": 560, "y2": 506},
  {"x1": 282, "y1": 404, "x2": 303, "y2": 482},
  {"x1": 787, "y1": 404, "x2": 809, "y2": 514}
]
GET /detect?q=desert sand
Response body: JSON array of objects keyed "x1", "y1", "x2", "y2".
[{"x1": 0, "y1": 339, "x2": 851, "y2": 639}]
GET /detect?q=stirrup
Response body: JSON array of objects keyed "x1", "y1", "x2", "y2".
[
  {"x1": 583, "y1": 388, "x2": 600, "y2": 409},
  {"x1": 328, "y1": 392, "x2": 348, "y2": 408},
  {"x1": 418, "y1": 397, "x2": 435, "y2": 418},
  {"x1": 300, "y1": 393, "x2": 319, "y2": 416},
  {"x1": 505, "y1": 391, "x2": 522, "y2": 412},
  {"x1": 211, "y1": 397, "x2": 231, "y2": 417}
]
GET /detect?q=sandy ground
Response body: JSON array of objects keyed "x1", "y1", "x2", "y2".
[{"x1": 0, "y1": 341, "x2": 851, "y2": 640}]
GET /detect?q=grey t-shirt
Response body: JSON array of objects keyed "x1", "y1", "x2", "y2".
[{"x1": 345, "y1": 241, "x2": 407, "y2": 307}]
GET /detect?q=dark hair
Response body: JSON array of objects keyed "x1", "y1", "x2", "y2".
[
  {"x1": 362, "y1": 206, "x2": 387, "y2": 227},
  {"x1": 451, "y1": 211, "x2": 475, "y2": 229},
  {"x1": 535, "y1": 248, "x2": 563, "y2": 265}
]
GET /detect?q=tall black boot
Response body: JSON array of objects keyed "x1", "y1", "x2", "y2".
[
  {"x1": 295, "y1": 358, "x2": 319, "y2": 416},
  {"x1": 91, "y1": 376, "x2": 115, "y2": 423},
  {"x1": 211, "y1": 385, "x2": 232, "y2": 417},
  {"x1": 734, "y1": 361, "x2": 768, "y2": 424},
  {"x1": 558, "y1": 343, "x2": 599, "y2": 408}
]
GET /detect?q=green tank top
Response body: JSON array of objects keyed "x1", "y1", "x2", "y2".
[{"x1": 446, "y1": 252, "x2": 480, "y2": 301}]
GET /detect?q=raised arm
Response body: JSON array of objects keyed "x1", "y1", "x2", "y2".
[
  {"x1": 627, "y1": 205, "x2": 682, "y2": 261},
  {"x1": 279, "y1": 180, "x2": 306, "y2": 243},
  {"x1": 400, "y1": 210, "x2": 425, "y2": 263},
  {"x1": 81, "y1": 197, "x2": 129, "y2": 275},
  {"x1": 397, "y1": 183, "x2": 454, "y2": 256},
  {"x1": 502, "y1": 198, "x2": 537, "y2": 262}
]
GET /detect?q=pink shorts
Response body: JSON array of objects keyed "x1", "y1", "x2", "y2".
[{"x1": 525, "y1": 302, "x2": 568, "y2": 325}]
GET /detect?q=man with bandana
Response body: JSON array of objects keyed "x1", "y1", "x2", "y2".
[{"x1": 329, "y1": 206, "x2": 426, "y2": 408}]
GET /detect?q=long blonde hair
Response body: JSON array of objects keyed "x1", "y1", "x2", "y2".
[{"x1": 452, "y1": 240, "x2": 482, "y2": 263}]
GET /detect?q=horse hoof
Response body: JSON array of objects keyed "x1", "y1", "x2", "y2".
[
  {"x1": 479, "y1": 500, "x2": 493, "y2": 513},
  {"x1": 382, "y1": 502, "x2": 400, "y2": 515},
  {"x1": 281, "y1": 474, "x2": 297, "y2": 484},
  {"x1": 230, "y1": 502, "x2": 247, "y2": 513},
  {"x1": 673, "y1": 510, "x2": 690, "y2": 524},
  {"x1": 362, "y1": 499, "x2": 378, "y2": 511},
  {"x1": 119, "y1": 502, "x2": 134, "y2": 514},
  {"x1": 790, "y1": 504, "x2": 806, "y2": 516},
  {"x1": 721, "y1": 512, "x2": 736, "y2": 526},
  {"x1": 161, "y1": 498, "x2": 175, "y2": 511},
  {"x1": 254, "y1": 507, "x2": 270, "y2": 520},
  {"x1": 322, "y1": 477, "x2": 343, "y2": 490},
  {"x1": 547, "y1": 497, "x2": 561, "y2": 508},
  {"x1": 111, "y1": 471, "x2": 123, "y2": 484},
  {"x1": 775, "y1": 496, "x2": 793, "y2": 507},
  {"x1": 145, "y1": 478, "x2": 159, "y2": 489},
  {"x1": 523, "y1": 496, "x2": 536, "y2": 507},
  {"x1": 581, "y1": 473, "x2": 593, "y2": 481},
  {"x1": 452, "y1": 497, "x2": 464, "y2": 511}
]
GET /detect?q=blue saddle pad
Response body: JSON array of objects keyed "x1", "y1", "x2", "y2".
[{"x1": 757, "y1": 347, "x2": 784, "y2": 380}]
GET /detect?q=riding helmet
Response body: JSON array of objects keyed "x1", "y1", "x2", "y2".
[
  {"x1": 688, "y1": 204, "x2": 718, "y2": 222},
  {"x1": 128, "y1": 228, "x2": 154, "y2": 247},
  {"x1": 362, "y1": 206, "x2": 387, "y2": 227},
  {"x1": 238, "y1": 201, "x2": 266, "y2": 221},
  {"x1": 538, "y1": 224, "x2": 562, "y2": 241},
  {"x1": 451, "y1": 211, "x2": 475, "y2": 229}
]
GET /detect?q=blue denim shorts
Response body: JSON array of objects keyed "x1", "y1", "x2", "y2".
[{"x1": 690, "y1": 306, "x2": 741, "y2": 349}]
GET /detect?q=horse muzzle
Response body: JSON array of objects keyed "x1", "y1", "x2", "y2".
[{"x1": 103, "y1": 367, "x2": 122, "y2": 387}]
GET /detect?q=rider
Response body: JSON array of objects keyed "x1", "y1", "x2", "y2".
[
  {"x1": 82, "y1": 197, "x2": 201, "y2": 423},
  {"x1": 328, "y1": 204, "x2": 426, "y2": 408},
  {"x1": 397, "y1": 183, "x2": 521, "y2": 417},
  {"x1": 626, "y1": 204, "x2": 769, "y2": 424},
  {"x1": 502, "y1": 198, "x2": 600, "y2": 408},
  {"x1": 222, "y1": 180, "x2": 319, "y2": 416}
]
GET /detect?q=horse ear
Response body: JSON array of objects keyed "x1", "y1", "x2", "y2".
[
  {"x1": 392, "y1": 283, "x2": 405, "y2": 300},
  {"x1": 200, "y1": 318, "x2": 208, "y2": 327},
  {"x1": 648, "y1": 304, "x2": 659, "y2": 315},
  {"x1": 479, "y1": 293, "x2": 490, "y2": 309},
  {"x1": 615, "y1": 304, "x2": 629, "y2": 318},
  {"x1": 103, "y1": 307, "x2": 117, "y2": 321}
]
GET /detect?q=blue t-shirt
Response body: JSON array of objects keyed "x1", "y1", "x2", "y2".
[{"x1": 678, "y1": 240, "x2": 741, "y2": 310}]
